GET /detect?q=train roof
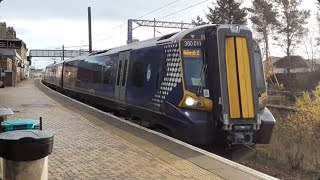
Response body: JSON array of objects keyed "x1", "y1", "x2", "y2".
[
  {"x1": 63, "y1": 24, "x2": 251, "y2": 63},
  {"x1": 97, "y1": 24, "x2": 220, "y2": 55},
  {"x1": 88, "y1": 31, "x2": 181, "y2": 57},
  {"x1": 45, "y1": 62, "x2": 63, "y2": 68}
]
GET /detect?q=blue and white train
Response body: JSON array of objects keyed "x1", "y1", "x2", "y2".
[{"x1": 43, "y1": 24, "x2": 275, "y2": 145}]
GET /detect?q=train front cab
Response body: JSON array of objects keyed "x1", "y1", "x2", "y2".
[
  {"x1": 216, "y1": 25, "x2": 275, "y2": 145},
  {"x1": 174, "y1": 25, "x2": 275, "y2": 145}
]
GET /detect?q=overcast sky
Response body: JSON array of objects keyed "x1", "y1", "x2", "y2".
[{"x1": 0, "y1": 0, "x2": 318, "y2": 68}]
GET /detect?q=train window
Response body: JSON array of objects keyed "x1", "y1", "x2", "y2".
[
  {"x1": 103, "y1": 66, "x2": 112, "y2": 84},
  {"x1": 101, "y1": 56, "x2": 112, "y2": 84},
  {"x1": 183, "y1": 50, "x2": 207, "y2": 92},
  {"x1": 132, "y1": 62, "x2": 145, "y2": 87},
  {"x1": 122, "y1": 59, "x2": 128, "y2": 86},
  {"x1": 116, "y1": 60, "x2": 122, "y2": 86},
  {"x1": 254, "y1": 48, "x2": 266, "y2": 92},
  {"x1": 77, "y1": 60, "x2": 102, "y2": 83},
  {"x1": 77, "y1": 67, "x2": 88, "y2": 82},
  {"x1": 77, "y1": 61, "x2": 91, "y2": 82},
  {"x1": 110, "y1": 55, "x2": 118, "y2": 84},
  {"x1": 91, "y1": 68, "x2": 102, "y2": 83}
]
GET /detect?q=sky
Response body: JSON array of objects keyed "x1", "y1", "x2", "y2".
[{"x1": 0, "y1": 0, "x2": 318, "y2": 69}]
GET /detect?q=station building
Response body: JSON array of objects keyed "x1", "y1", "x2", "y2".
[{"x1": 0, "y1": 22, "x2": 30, "y2": 86}]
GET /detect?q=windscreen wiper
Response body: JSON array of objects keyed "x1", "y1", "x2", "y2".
[
  {"x1": 196, "y1": 64, "x2": 207, "y2": 96},
  {"x1": 196, "y1": 44, "x2": 207, "y2": 96}
]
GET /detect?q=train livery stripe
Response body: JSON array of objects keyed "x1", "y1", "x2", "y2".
[
  {"x1": 235, "y1": 37, "x2": 254, "y2": 118},
  {"x1": 225, "y1": 37, "x2": 241, "y2": 118},
  {"x1": 225, "y1": 37, "x2": 254, "y2": 119}
]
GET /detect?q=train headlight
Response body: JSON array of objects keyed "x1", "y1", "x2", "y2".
[
  {"x1": 179, "y1": 92, "x2": 212, "y2": 111},
  {"x1": 183, "y1": 96, "x2": 205, "y2": 109},
  {"x1": 185, "y1": 97, "x2": 195, "y2": 106}
]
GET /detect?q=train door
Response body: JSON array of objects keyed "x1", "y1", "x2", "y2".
[
  {"x1": 217, "y1": 25, "x2": 259, "y2": 129},
  {"x1": 114, "y1": 51, "x2": 130, "y2": 103},
  {"x1": 225, "y1": 37, "x2": 255, "y2": 119}
]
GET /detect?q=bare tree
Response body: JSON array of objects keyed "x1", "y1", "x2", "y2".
[
  {"x1": 316, "y1": 1, "x2": 320, "y2": 45},
  {"x1": 274, "y1": 0, "x2": 310, "y2": 73},
  {"x1": 249, "y1": 0, "x2": 279, "y2": 85},
  {"x1": 302, "y1": 30, "x2": 317, "y2": 71},
  {"x1": 318, "y1": 12, "x2": 320, "y2": 36}
]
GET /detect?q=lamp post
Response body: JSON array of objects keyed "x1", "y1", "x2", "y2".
[{"x1": 88, "y1": 7, "x2": 92, "y2": 53}]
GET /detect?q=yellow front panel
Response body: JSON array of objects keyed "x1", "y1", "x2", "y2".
[
  {"x1": 225, "y1": 37, "x2": 241, "y2": 118},
  {"x1": 236, "y1": 37, "x2": 254, "y2": 118}
]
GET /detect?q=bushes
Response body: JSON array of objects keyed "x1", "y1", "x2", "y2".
[
  {"x1": 288, "y1": 86, "x2": 320, "y2": 140},
  {"x1": 259, "y1": 86, "x2": 320, "y2": 171},
  {"x1": 273, "y1": 71, "x2": 320, "y2": 91}
]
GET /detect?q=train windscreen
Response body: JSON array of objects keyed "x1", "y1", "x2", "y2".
[
  {"x1": 253, "y1": 43, "x2": 266, "y2": 94},
  {"x1": 182, "y1": 48, "x2": 207, "y2": 93}
]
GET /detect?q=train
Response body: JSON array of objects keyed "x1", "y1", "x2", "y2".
[{"x1": 43, "y1": 24, "x2": 276, "y2": 146}]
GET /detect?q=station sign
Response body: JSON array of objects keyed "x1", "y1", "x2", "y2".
[{"x1": 0, "y1": 39, "x2": 22, "y2": 49}]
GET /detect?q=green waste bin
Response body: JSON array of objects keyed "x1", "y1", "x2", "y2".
[{"x1": 1, "y1": 119, "x2": 40, "y2": 132}]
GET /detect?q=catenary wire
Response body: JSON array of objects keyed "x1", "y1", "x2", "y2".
[
  {"x1": 157, "y1": 0, "x2": 209, "y2": 20},
  {"x1": 94, "y1": 0, "x2": 183, "y2": 38}
]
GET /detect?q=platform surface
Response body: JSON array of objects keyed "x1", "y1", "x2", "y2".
[{"x1": 0, "y1": 80, "x2": 224, "y2": 179}]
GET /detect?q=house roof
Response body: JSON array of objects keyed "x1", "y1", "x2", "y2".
[
  {"x1": 269, "y1": 56, "x2": 282, "y2": 63},
  {"x1": 263, "y1": 56, "x2": 281, "y2": 66},
  {"x1": 273, "y1": 56, "x2": 309, "y2": 68}
]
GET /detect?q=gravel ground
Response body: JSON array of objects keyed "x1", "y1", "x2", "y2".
[{"x1": 240, "y1": 159, "x2": 320, "y2": 180}]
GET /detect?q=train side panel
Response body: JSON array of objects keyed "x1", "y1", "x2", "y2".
[
  {"x1": 44, "y1": 64, "x2": 62, "y2": 88},
  {"x1": 62, "y1": 60, "x2": 78, "y2": 89},
  {"x1": 63, "y1": 55, "x2": 117, "y2": 102},
  {"x1": 125, "y1": 46, "x2": 163, "y2": 113}
]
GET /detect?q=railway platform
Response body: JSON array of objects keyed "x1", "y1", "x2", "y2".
[{"x1": 0, "y1": 79, "x2": 277, "y2": 180}]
